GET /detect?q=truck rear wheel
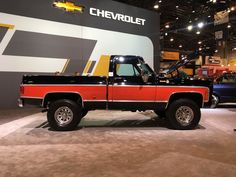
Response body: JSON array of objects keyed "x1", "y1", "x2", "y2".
[
  {"x1": 166, "y1": 99, "x2": 200, "y2": 130},
  {"x1": 47, "y1": 99, "x2": 82, "y2": 131}
]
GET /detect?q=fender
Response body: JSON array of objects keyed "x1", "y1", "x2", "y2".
[
  {"x1": 166, "y1": 92, "x2": 204, "y2": 109},
  {"x1": 42, "y1": 91, "x2": 84, "y2": 108}
]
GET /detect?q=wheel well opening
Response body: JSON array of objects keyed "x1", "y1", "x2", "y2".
[
  {"x1": 43, "y1": 93, "x2": 82, "y2": 108},
  {"x1": 168, "y1": 93, "x2": 203, "y2": 108}
]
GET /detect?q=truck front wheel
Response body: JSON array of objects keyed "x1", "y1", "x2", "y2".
[
  {"x1": 47, "y1": 99, "x2": 82, "y2": 131},
  {"x1": 82, "y1": 109, "x2": 88, "y2": 118},
  {"x1": 166, "y1": 99, "x2": 200, "y2": 130}
]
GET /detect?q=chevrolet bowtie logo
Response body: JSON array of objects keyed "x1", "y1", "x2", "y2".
[{"x1": 53, "y1": 1, "x2": 84, "y2": 13}]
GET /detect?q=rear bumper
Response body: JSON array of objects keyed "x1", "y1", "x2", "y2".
[
  {"x1": 17, "y1": 98, "x2": 24, "y2": 108},
  {"x1": 18, "y1": 98, "x2": 42, "y2": 108}
]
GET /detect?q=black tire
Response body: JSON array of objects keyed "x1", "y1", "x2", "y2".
[
  {"x1": 154, "y1": 110, "x2": 166, "y2": 118},
  {"x1": 211, "y1": 94, "x2": 219, "y2": 108},
  {"x1": 166, "y1": 99, "x2": 200, "y2": 130},
  {"x1": 82, "y1": 109, "x2": 88, "y2": 118},
  {"x1": 47, "y1": 99, "x2": 82, "y2": 131}
]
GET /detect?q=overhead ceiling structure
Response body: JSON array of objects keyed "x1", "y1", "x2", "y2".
[{"x1": 114, "y1": 0, "x2": 236, "y2": 56}]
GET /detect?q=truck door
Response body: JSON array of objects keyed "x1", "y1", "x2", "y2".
[
  {"x1": 108, "y1": 59, "x2": 156, "y2": 110},
  {"x1": 214, "y1": 73, "x2": 236, "y2": 102}
]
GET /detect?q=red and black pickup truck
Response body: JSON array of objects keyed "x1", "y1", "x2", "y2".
[{"x1": 18, "y1": 55, "x2": 212, "y2": 131}]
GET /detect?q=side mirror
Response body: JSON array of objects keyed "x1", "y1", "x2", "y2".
[
  {"x1": 142, "y1": 74, "x2": 149, "y2": 83},
  {"x1": 141, "y1": 70, "x2": 149, "y2": 83}
]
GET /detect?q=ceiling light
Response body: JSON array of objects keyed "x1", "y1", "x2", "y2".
[
  {"x1": 227, "y1": 24, "x2": 231, "y2": 28},
  {"x1": 159, "y1": 0, "x2": 162, "y2": 3},
  {"x1": 197, "y1": 22, "x2": 204, "y2": 28},
  {"x1": 208, "y1": 15, "x2": 211, "y2": 18},
  {"x1": 165, "y1": 24, "x2": 170, "y2": 28},
  {"x1": 232, "y1": 48, "x2": 236, "y2": 51},
  {"x1": 192, "y1": 10, "x2": 195, "y2": 13},
  {"x1": 179, "y1": 44, "x2": 183, "y2": 48},
  {"x1": 196, "y1": 31, "x2": 201, "y2": 35},
  {"x1": 189, "y1": 20, "x2": 192, "y2": 23},
  {"x1": 215, "y1": 49, "x2": 218, "y2": 53},
  {"x1": 199, "y1": 47, "x2": 202, "y2": 51},
  {"x1": 165, "y1": 32, "x2": 168, "y2": 36},
  {"x1": 176, "y1": 6, "x2": 179, "y2": 9},
  {"x1": 187, "y1": 25, "x2": 193, "y2": 31},
  {"x1": 231, "y1": 7, "x2": 235, "y2": 11},
  {"x1": 170, "y1": 38, "x2": 174, "y2": 42},
  {"x1": 154, "y1": 4, "x2": 159, "y2": 9},
  {"x1": 198, "y1": 41, "x2": 202, "y2": 44},
  {"x1": 176, "y1": 17, "x2": 179, "y2": 20},
  {"x1": 212, "y1": 0, "x2": 217, "y2": 3}
]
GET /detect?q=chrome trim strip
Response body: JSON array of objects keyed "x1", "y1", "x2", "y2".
[
  {"x1": 22, "y1": 84, "x2": 209, "y2": 90},
  {"x1": 22, "y1": 84, "x2": 106, "y2": 87},
  {"x1": 109, "y1": 85, "x2": 209, "y2": 89},
  {"x1": 111, "y1": 85, "x2": 156, "y2": 87},
  {"x1": 156, "y1": 85, "x2": 209, "y2": 89},
  {"x1": 73, "y1": 100, "x2": 167, "y2": 103},
  {"x1": 21, "y1": 96, "x2": 43, "y2": 99},
  {"x1": 107, "y1": 100, "x2": 168, "y2": 103},
  {"x1": 84, "y1": 100, "x2": 107, "y2": 102}
]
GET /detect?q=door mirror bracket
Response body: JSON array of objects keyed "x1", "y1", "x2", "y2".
[{"x1": 141, "y1": 70, "x2": 149, "y2": 83}]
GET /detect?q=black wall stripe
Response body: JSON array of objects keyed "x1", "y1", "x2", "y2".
[
  {"x1": 3, "y1": 30, "x2": 97, "y2": 73},
  {"x1": 0, "y1": 27, "x2": 8, "y2": 43},
  {"x1": 87, "y1": 61, "x2": 96, "y2": 74}
]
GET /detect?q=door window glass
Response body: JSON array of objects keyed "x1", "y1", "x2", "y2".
[
  {"x1": 116, "y1": 64, "x2": 140, "y2": 76},
  {"x1": 221, "y1": 74, "x2": 236, "y2": 84}
]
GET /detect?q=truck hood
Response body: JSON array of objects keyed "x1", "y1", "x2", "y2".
[{"x1": 163, "y1": 51, "x2": 199, "y2": 75}]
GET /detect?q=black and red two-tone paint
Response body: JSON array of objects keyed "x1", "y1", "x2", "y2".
[{"x1": 19, "y1": 55, "x2": 212, "y2": 131}]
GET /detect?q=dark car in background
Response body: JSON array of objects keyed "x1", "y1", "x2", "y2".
[{"x1": 211, "y1": 72, "x2": 236, "y2": 108}]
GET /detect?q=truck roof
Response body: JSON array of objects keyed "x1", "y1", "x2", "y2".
[{"x1": 111, "y1": 55, "x2": 144, "y2": 63}]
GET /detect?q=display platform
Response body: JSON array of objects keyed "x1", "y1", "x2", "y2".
[{"x1": 0, "y1": 108, "x2": 236, "y2": 177}]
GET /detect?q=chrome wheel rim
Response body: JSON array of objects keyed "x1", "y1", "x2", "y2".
[
  {"x1": 54, "y1": 106, "x2": 73, "y2": 127},
  {"x1": 175, "y1": 106, "x2": 194, "y2": 126}
]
